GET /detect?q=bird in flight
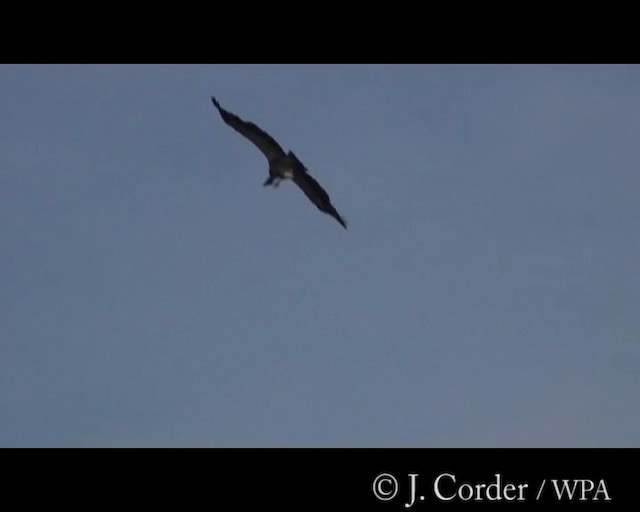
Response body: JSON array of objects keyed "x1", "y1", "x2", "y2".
[{"x1": 211, "y1": 97, "x2": 348, "y2": 229}]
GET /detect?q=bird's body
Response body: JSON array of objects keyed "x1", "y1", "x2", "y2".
[
  {"x1": 267, "y1": 151, "x2": 299, "y2": 183},
  {"x1": 211, "y1": 97, "x2": 347, "y2": 229}
]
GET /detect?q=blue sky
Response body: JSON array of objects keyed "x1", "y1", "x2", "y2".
[{"x1": 1, "y1": 64, "x2": 639, "y2": 447}]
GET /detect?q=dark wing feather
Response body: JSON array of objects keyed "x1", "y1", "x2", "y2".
[
  {"x1": 291, "y1": 167, "x2": 348, "y2": 229},
  {"x1": 211, "y1": 97, "x2": 285, "y2": 162}
]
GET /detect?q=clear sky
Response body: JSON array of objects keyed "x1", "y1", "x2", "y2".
[{"x1": 1, "y1": 64, "x2": 639, "y2": 447}]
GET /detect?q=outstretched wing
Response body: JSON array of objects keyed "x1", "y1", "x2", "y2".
[
  {"x1": 291, "y1": 167, "x2": 348, "y2": 229},
  {"x1": 211, "y1": 97, "x2": 285, "y2": 162}
]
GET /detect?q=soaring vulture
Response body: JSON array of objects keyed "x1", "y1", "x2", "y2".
[{"x1": 211, "y1": 97, "x2": 348, "y2": 229}]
